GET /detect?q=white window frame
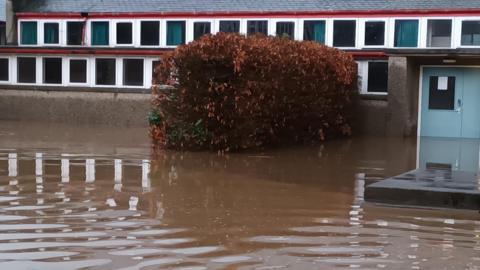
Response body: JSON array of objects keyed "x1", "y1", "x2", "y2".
[
  {"x1": 332, "y1": 18, "x2": 359, "y2": 49},
  {"x1": 163, "y1": 19, "x2": 188, "y2": 48},
  {"x1": 423, "y1": 17, "x2": 454, "y2": 49},
  {"x1": 41, "y1": 20, "x2": 62, "y2": 46},
  {"x1": 41, "y1": 56, "x2": 64, "y2": 86},
  {"x1": 66, "y1": 57, "x2": 90, "y2": 86},
  {"x1": 214, "y1": 19, "x2": 242, "y2": 34},
  {"x1": 88, "y1": 20, "x2": 112, "y2": 47},
  {"x1": 121, "y1": 57, "x2": 147, "y2": 88},
  {"x1": 113, "y1": 20, "x2": 135, "y2": 47},
  {"x1": 139, "y1": 20, "x2": 161, "y2": 48},
  {"x1": 15, "y1": 55, "x2": 41, "y2": 85},
  {"x1": 65, "y1": 19, "x2": 86, "y2": 47},
  {"x1": 271, "y1": 19, "x2": 299, "y2": 40},
  {"x1": 18, "y1": 20, "x2": 40, "y2": 47},
  {"x1": 457, "y1": 17, "x2": 480, "y2": 48},
  {"x1": 93, "y1": 57, "x2": 118, "y2": 87},
  {"x1": 388, "y1": 17, "x2": 421, "y2": 48},
  {"x1": 0, "y1": 56, "x2": 12, "y2": 84},
  {"x1": 360, "y1": 18, "x2": 388, "y2": 48},
  {"x1": 357, "y1": 60, "x2": 389, "y2": 95},
  {"x1": 189, "y1": 19, "x2": 215, "y2": 41},
  {"x1": 299, "y1": 19, "x2": 329, "y2": 44},
  {"x1": 245, "y1": 19, "x2": 270, "y2": 36}
]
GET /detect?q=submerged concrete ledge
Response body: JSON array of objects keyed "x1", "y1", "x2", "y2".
[{"x1": 365, "y1": 169, "x2": 480, "y2": 210}]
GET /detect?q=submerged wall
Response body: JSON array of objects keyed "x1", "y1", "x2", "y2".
[{"x1": 0, "y1": 89, "x2": 150, "y2": 127}]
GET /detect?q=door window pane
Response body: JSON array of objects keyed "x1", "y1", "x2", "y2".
[
  {"x1": 303, "y1": 21, "x2": 325, "y2": 43},
  {"x1": 247, "y1": 20, "x2": 268, "y2": 36},
  {"x1": 96, "y1": 59, "x2": 116, "y2": 85},
  {"x1": 427, "y1": 20, "x2": 452, "y2": 47},
  {"x1": 193, "y1": 22, "x2": 211, "y2": 40},
  {"x1": 365, "y1": 21, "x2": 385, "y2": 46},
  {"x1": 0, "y1": 59, "x2": 8, "y2": 81},
  {"x1": 461, "y1": 21, "x2": 480, "y2": 46},
  {"x1": 166, "y1": 21, "x2": 186, "y2": 46},
  {"x1": 70, "y1": 59, "x2": 87, "y2": 83},
  {"x1": 141, "y1": 21, "x2": 160, "y2": 46},
  {"x1": 21, "y1": 21, "x2": 37, "y2": 45},
  {"x1": 367, "y1": 62, "x2": 388, "y2": 93},
  {"x1": 123, "y1": 59, "x2": 144, "y2": 86},
  {"x1": 394, "y1": 20, "x2": 418, "y2": 47},
  {"x1": 43, "y1": 58, "x2": 62, "y2": 84},
  {"x1": 428, "y1": 76, "x2": 455, "y2": 110},
  {"x1": 333, "y1": 20, "x2": 356, "y2": 47},
  {"x1": 44, "y1": 23, "x2": 59, "y2": 44},
  {"x1": 276, "y1": 22, "x2": 294, "y2": 39},
  {"x1": 116, "y1": 22, "x2": 132, "y2": 44},
  {"x1": 17, "y1": 57, "x2": 36, "y2": 83},
  {"x1": 91, "y1": 21, "x2": 109, "y2": 46},
  {"x1": 67, "y1": 22, "x2": 84, "y2": 45},
  {"x1": 219, "y1": 21, "x2": 240, "y2": 33}
]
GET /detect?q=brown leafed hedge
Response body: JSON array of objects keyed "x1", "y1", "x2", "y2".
[{"x1": 150, "y1": 33, "x2": 357, "y2": 151}]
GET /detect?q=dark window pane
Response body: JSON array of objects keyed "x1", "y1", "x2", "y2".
[
  {"x1": 276, "y1": 22, "x2": 294, "y2": 39},
  {"x1": 18, "y1": 57, "x2": 36, "y2": 83},
  {"x1": 43, "y1": 58, "x2": 62, "y2": 84},
  {"x1": 365, "y1": 21, "x2": 384, "y2": 46},
  {"x1": 0, "y1": 25, "x2": 5, "y2": 45},
  {"x1": 367, "y1": 62, "x2": 388, "y2": 93},
  {"x1": 219, "y1": 21, "x2": 240, "y2": 33},
  {"x1": 428, "y1": 76, "x2": 455, "y2": 110},
  {"x1": 91, "y1": 21, "x2": 109, "y2": 46},
  {"x1": 44, "y1": 23, "x2": 59, "y2": 44},
  {"x1": 96, "y1": 59, "x2": 116, "y2": 85},
  {"x1": 70, "y1": 59, "x2": 87, "y2": 83},
  {"x1": 167, "y1": 21, "x2": 185, "y2": 46},
  {"x1": 303, "y1": 20, "x2": 325, "y2": 43},
  {"x1": 116, "y1": 22, "x2": 132, "y2": 44},
  {"x1": 0, "y1": 59, "x2": 8, "y2": 81},
  {"x1": 123, "y1": 59, "x2": 144, "y2": 86},
  {"x1": 67, "y1": 22, "x2": 84, "y2": 45},
  {"x1": 141, "y1": 21, "x2": 160, "y2": 46},
  {"x1": 394, "y1": 20, "x2": 419, "y2": 47},
  {"x1": 21, "y1": 21, "x2": 37, "y2": 45},
  {"x1": 333, "y1": 20, "x2": 356, "y2": 47},
  {"x1": 193, "y1": 22, "x2": 211, "y2": 40},
  {"x1": 247, "y1": 20, "x2": 268, "y2": 36},
  {"x1": 427, "y1": 20, "x2": 452, "y2": 47},
  {"x1": 461, "y1": 21, "x2": 480, "y2": 46}
]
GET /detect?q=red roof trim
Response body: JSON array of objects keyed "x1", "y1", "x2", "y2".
[
  {"x1": 0, "y1": 47, "x2": 386, "y2": 58},
  {"x1": 16, "y1": 9, "x2": 480, "y2": 19}
]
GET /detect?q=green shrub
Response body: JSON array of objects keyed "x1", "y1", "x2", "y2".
[{"x1": 151, "y1": 33, "x2": 357, "y2": 151}]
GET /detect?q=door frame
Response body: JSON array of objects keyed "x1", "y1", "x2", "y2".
[{"x1": 417, "y1": 65, "x2": 480, "y2": 137}]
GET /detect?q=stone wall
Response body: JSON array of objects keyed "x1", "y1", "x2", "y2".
[{"x1": 0, "y1": 89, "x2": 150, "y2": 127}]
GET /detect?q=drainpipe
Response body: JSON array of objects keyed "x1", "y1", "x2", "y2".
[{"x1": 5, "y1": 0, "x2": 15, "y2": 45}]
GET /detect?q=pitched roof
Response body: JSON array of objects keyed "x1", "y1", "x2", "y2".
[
  {"x1": 0, "y1": 0, "x2": 5, "y2": 22},
  {"x1": 16, "y1": 0, "x2": 480, "y2": 13}
]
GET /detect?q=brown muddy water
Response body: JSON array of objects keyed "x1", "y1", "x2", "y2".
[{"x1": 0, "y1": 121, "x2": 479, "y2": 270}]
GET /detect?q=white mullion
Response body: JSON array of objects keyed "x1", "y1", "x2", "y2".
[
  {"x1": 452, "y1": 17, "x2": 462, "y2": 48},
  {"x1": 62, "y1": 57, "x2": 69, "y2": 85},
  {"x1": 117, "y1": 58, "x2": 123, "y2": 86},
  {"x1": 239, "y1": 19, "x2": 247, "y2": 35},
  {"x1": 36, "y1": 56, "x2": 42, "y2": 85},
  {"x1": 418, "y1": 17, "x2": 427, "y2": 48},
  {"x1": 160, "y1": 20, "x2": 167, "y2": 47},
  {"x1": 325, "y1": 19, "x2": 333, "y2": 47}
]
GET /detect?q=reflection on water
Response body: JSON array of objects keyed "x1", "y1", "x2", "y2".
[{"x1": 0, "y1": 122, "x2": 479, "y2": 269}]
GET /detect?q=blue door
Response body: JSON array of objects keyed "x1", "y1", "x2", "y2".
[{"x1": 421, "y1": 67, "x2": 480, "y2": 138}]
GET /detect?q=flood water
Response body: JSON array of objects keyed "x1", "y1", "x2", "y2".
[{"x1": 0, "y1": 121, "x2": 479, "y2": 270}]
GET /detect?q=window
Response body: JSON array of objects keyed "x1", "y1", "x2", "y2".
[
  {"x1": 70, "y1": 59, "x2": 87, "y2": 83},
  {"x1": 141, "y1": 21, "x2": 160, "y2": 46},
  {"x1": 367, "y1": 62, "x2": 388, "y2": 93},
  {"x1": 428, "y1": 76, "x2": 455, "y2": 110},
  {"x1": 166, "y1": 21, "x2": 186, "y2": 46},
  {"x1": 427, "y1": 20, "x2": 452, "y2": 47},
  {"x1": 219, "y1": 21, "x2": 240, "y2": 33},
  {"x1": 43, "y1": 58, "x2": 62, "y2": 84},
  {"x1": 20, "y1": 21, "x2": 37, "y2": 45},
  {"x1": 96, "y1": 59, "x2": 116, "y2": 85},
  {"x1": 193, "y1": 22, "x2": 211, "y2": 40},
  {"x1": 44, "y1": 23, "x2": 59, "y2": 44},
  {"x1": 276, "y1": 22, "x2": 294, "y2": 39},
  {"x1": 0, "y1": 59, "x2": 8, "y2": 81},
  {"x1": 364, "y1": 21, "x2": 385, "y2": 46},
  {"x1": 247, "y1": 20, "x2": 268, "y2": 36},
  {"x1": 333, "y1": 20, "x2": 356, "y2": 47},
  {"x1": 17, "y1": 57, "x2": 36, "y2": 83},
  {"x1": 116, "y1": 22, "x2": 133, "y2": 45},
  {"x1": 67, "y1": 22, "x2": 84, "y2": 45},
  {"x1": 394, "y1": 20, "x2": 418, "y2": 47},
  {"x1": 303, "y1": 20, "x2": 325, "y2": 43},
  {"x1": 91, "y1": 21, "x2": 109, "y2": 46},
  {"x1": 123, "y1": 59, "x2": 144, "y2": 86},
  {"x1": 461, "y1": 21, "x2": 480, "y2": 46}
]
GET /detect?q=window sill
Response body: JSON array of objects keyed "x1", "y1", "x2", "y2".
[
  {"x1": 0, "y1": 84, "x2": 150, "y2": 94},
  {"x1": 359, "y1": 93, "x2": 387, "y2": 101}
]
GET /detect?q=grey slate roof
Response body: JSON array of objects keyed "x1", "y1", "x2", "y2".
[
  {"x1": 0, "y1": 0, "x2": 5, "y2": 22},
  {"x1": 16, "y1": 0, "x2": 480, "y2": 13}
]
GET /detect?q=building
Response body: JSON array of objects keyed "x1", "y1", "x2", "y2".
[
  {"x1": 2, "y1": 0, "x2": 480, "y2": 137},
  {"x1": 0, "y1": 0, "x2": 5, "y2": 45}
]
